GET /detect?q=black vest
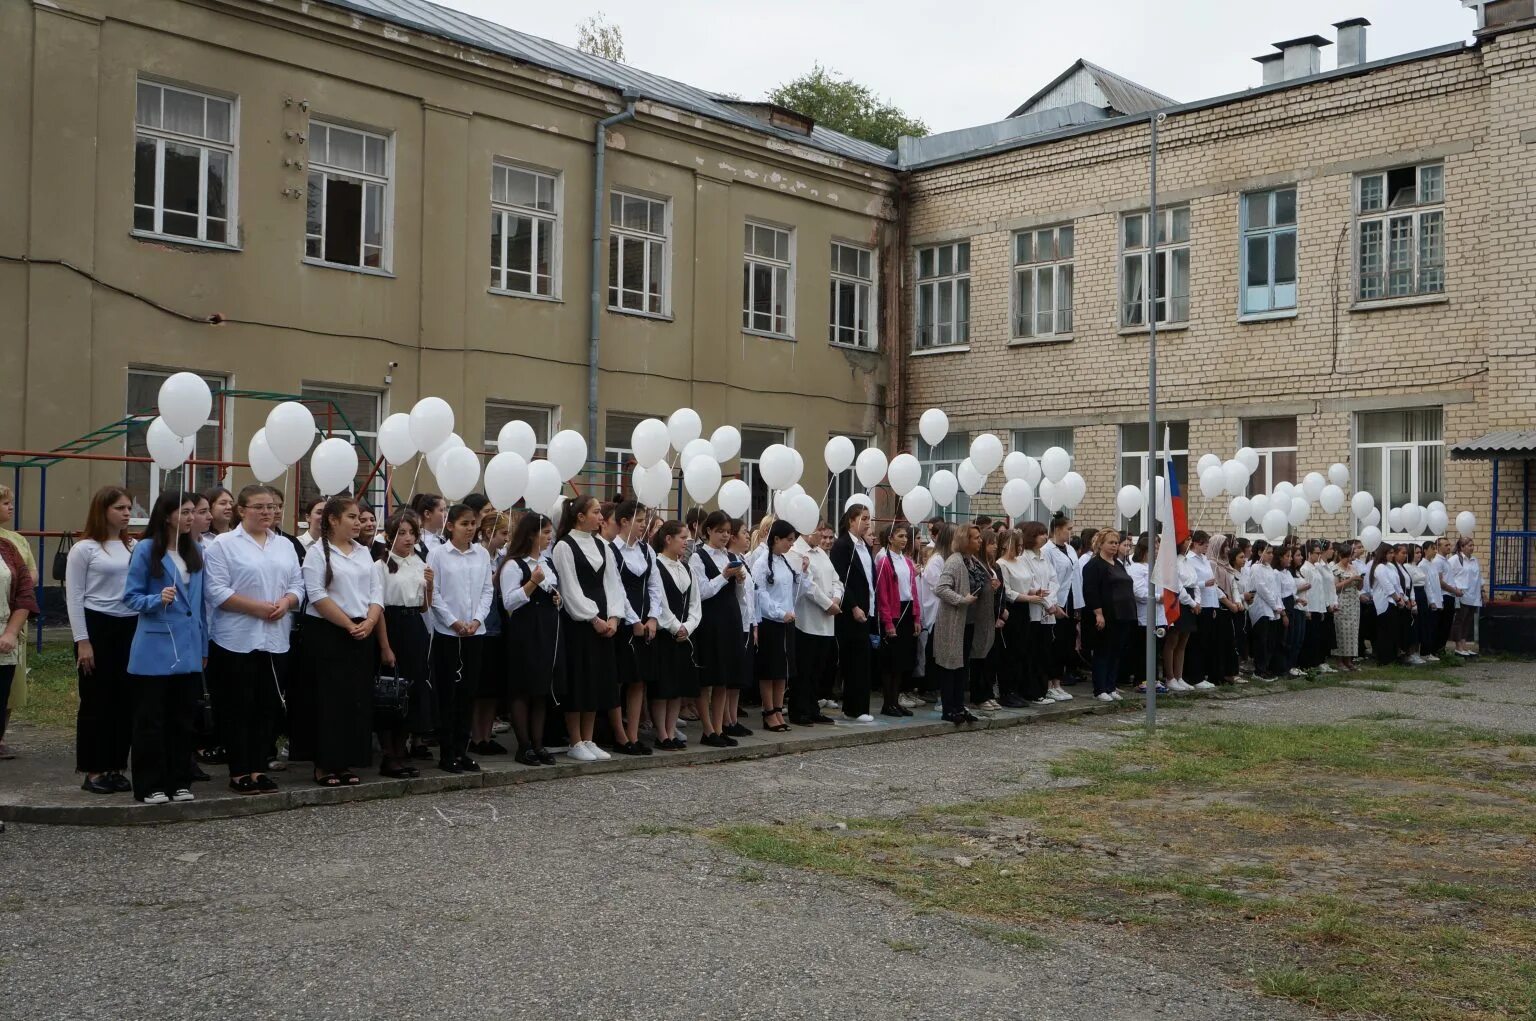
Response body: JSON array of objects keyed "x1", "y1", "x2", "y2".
[
  {"x1": 561, "y1": 533, "x2": 609, "y2": 618},
  {"x1": 612, "y1": 540, "x2": 654, "y2": 621}
]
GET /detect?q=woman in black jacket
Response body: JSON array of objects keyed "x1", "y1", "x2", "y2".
[
  {"x1": 828, "y1": 504, "x2": 875, "y2": 723},
  {"x1": 1080, "y1": 528, "x2": 1134, "y2": 703}
]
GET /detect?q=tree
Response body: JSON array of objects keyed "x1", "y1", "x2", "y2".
[
  {"x1": 766, "y1": 64, "x2": 928, "y2": 149},
  {"x1": 575, "y1": 12, "x2": 625, "y2": 63}
]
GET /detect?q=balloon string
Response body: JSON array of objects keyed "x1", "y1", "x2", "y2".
[{"x1": 407, "y1": 457, "x2": 422, "y2": 502}]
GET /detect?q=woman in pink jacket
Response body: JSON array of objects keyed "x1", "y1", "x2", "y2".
[{"x1": 875, "y1": 521, "x2": 923, "y2": 717}]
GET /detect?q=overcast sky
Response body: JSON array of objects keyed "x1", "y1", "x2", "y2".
[{"x1": 432, "y1": 0, "x2": 1475, "y2": 133}]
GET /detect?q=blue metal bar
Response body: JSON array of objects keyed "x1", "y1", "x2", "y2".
[{"x1": 1492, "y1": 458, "x2": 1501, "y2": 595}]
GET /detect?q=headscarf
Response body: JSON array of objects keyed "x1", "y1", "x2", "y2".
[{"x1": 1209, "y1": 533, "x2": 1236, "y2": 599}]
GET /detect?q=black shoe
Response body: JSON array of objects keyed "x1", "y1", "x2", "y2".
[
  {"x1": 614, "y1": 741, "x2": 642, "y2": 756},
  {"x1": 724, "y1": 722, "x2": 752, "y2": 738},
  {"x1": 535, "y1": 748, "x2": 557, "y2": 765},
  {"x1": 106, "y1": 771, "x2": 133, "y2": 793},
  {"x1": 811, "y1": 713, "x2": 836, "y2": 724},
  {"x1": 189, "y1": 765, "x2": 211, "y2": 782},
  {"x1": 516, "y1": 748, "x2": 543, "y2": 766},
  {"x1": 81, "y1": 775, "x2": 116, "y2": 795},
  {"x1": 439, "y1": 759, "x2": 464, "y2": 774},
  {"x1": 1000, "y1": 694, "x2": 1028, "y2": 708},
  {"x1": 881, "y1": 704, "x2": 903, "y2": 717},
  {"x1": 409, "y1": 744, "x2": 433, "y2": 761},
  {"x1": 456, "y1": 757, "x2": 481, "y2": 773},
  {"x1": 481, "y1": 740, "x2": 508, "y2": 756},
  {"x1": 196, "y1": 746, "x2": 228, "y2": 765},
  {"x1": 789, "y1": 716, "x2": 815, "y2": 726},
  {"x1": 637, "y1": 741, "x2": 653, "y2": 755},
  {"x1": 701, "y1": 732, "x2": 730, "y2": 748},
  {"x1": 254, "y1": 774, "x2": 279, "y2": 793}
]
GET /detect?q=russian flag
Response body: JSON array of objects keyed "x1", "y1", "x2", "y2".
[{"x1": 1154, "y1": 428, "x2": 1188, "y2": 626}]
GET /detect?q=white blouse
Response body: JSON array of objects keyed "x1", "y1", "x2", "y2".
[
  {"x1": 690, "y1": 546, "x2": 751, "y2": 626},
  {"x1": 426, "y1": 542, "x2": 495, "y2": 635},
  {"x1": 303, "y1": 540, "x2": 383, "y2": 620},
  {"x1": 886, "y1": 551, "x2": 915, "y2": 602},
  {"x1": 552, "y1": 530, "x2": 627, "y2": 624},
  {"x1": 655, "y1": 555, "x2": 702, "y2": 635},
  {"x1": 792, "y1": 537, "x2": 841, "y2": 638},
  {"x1": 1370, "y1": 562, "x2": 1406, "y2": 614},
  {"x1": 612, "y1": 537, "x2": 664, "y2": 626},
  {"x1": 1247, "y1": 563, "x2": 1282, "y2": 623},
  {"x1": 203, "y1": 526, "x2": 305, "y2": 655},
  {"x1": 1127, "y1": 561, "x2": 1167, "y2": 627},
  {"x1": 65, "y1": 539, "x2": 135, "y2": 640},
  {"x1": 750, "y1": 552, "x2": 805, "y2": 623},
  {"x1": 377, "y1": 553, "x2": 429, "y2": 609},
  {"x1": 501, "y1": 553, "x2": 557, "y2": 615}
]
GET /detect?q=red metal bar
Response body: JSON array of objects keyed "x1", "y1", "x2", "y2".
[{"x1": 0, "y1": 448, "x2": 247, "y2": 467}]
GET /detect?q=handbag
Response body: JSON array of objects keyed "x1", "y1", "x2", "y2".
[
  {"x1": 373, "y1": 668, "x2": 411, "y2": 720},
  {"x1": 51, "y1": 534, "x2": 73, "y2": 582},
  {"x1": 190, "y1": 672, "x2": 216, "y2": 738}
]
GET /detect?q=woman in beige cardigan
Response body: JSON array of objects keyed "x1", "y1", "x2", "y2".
[{"x1": 933, "y1": 523, "x2": 983, "y2": 724}]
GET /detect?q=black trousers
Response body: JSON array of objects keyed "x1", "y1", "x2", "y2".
[
  {"x1": 1022, "y1": 622, "x2": 1051, "y2": 700},
  {"x1": 75, "y1": 610, "x2": 137, "y2": 773},
  {"x1": 1191, "y1": 607, "x2": 1222, "y2": 684},
  {"x1": 432, "y1": 633, "x2": 482, "y2": 763},
  {"x1": 1090, "y1": 620, "x2": 1130, "y2": 695},
  {"x1": 307, "y1": 618, "x2": 375, "y2": 773},
  {"x1": 129, "y1": 673, "x2": 198, "y2": 799},
  {"x1": 1249, "y1": 617, "x2": 1278, "y2": 678},
  {"x1": 835, "y1": 616, "x2": 873, "y2": 718},
  {"x1": 1375, "y1": 605, "x2": 1402, "y2": 665},
  {"x1": 789, "y1": 632, "x2": 834, "y2": 721},
  {"x1": 941, "y1": 624, "x2": 975, "y2": 716},
  {"x1": 1051, "y1": 614, "x2": 1079, "y2": 680},
  {"x1": 1434, "y1": 595, "x2": 1456, "y2": 654},
  {"x1": 206, "y1": 643, "x2": 281, "y2": 778}
]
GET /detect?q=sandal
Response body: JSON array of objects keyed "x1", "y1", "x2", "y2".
[
  {"x1": 313, "y1": 772, "x2": 343, "y2": 788},
  {"x1": 229, "y1": 775, "x2": 262, "y2": 795},
  {"x1": 760, "y1": 709, "x2": 792, "y2": 734},
  {"x1": 339, "y1": 771, "x2": 361, "y2": 786},
  {"x1": 380, "y1": 763, "x2": 414, "y2": 779}
]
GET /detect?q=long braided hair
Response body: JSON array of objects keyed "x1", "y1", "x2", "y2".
[
  {"x1": 319, "y1": 495, "x2": 358, "y2": 588},
  {"x1": 763, "y1": 519, "x2": 798, "y2": 587},
  {"x1": 382, "y1": 509, "x2": 422, "y2": 575}
]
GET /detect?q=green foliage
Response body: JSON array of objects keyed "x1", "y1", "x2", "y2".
[
  {"x1": 575, "y1": 12, "x2": 624, "y2": 62},
  {"x1": 766, "y1": 64, "x2": 927, "y2": 149}
]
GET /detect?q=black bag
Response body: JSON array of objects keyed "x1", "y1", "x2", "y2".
[
  {"x1": 373, "y1": 668, "x2": 411, "y2": 720},
  {"x1": 51, "y1": 535, "x2": 73, "y2": 583},
  {"x1": 191, "y1": 672, "x2": 217, "y2": 739}
]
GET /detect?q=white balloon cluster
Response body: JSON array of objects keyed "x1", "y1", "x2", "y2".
[{"x1": 145, "y1": 372, "x2": 212, "y2": 475}]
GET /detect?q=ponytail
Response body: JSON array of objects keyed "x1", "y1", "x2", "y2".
[{"x1": 319, "y1": 495, "x2": 358, "y2": 589}]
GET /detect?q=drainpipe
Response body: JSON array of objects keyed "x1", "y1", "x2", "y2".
[{"x1": 589, "y1": 92, "x2": 639, "y2": 478}]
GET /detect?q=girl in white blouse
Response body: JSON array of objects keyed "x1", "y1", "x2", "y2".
[
  {"x1": 789, "y1": 523, "x2": 841, "y2": 725},
  {"x1": 551, "y1": 496, "x2": 626, "y2": 762},
  {"x1": 374, "y1": 510, "x2": 433, "y2": 779},
  {"x1": 650, "y1": 521, "x2": 701, "y2": 749},
  {"x1": 67, "y1": 485, "x2": 138, "y2": 794},
  {"x1": 427, "y1": 504, "x2": 494, "y2": 773},
  {"x1": 1246, "y1": 541, "x2": 1284, "y2": 681},
  {"x1": 500, "y1": 511, "x2": 561, "y2": 766},
  {"x1": 750, "y1": 520, "x2": 805, "y2": 733}
]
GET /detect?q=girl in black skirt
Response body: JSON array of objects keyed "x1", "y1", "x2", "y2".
[
  {"x1": 650, "y1": 521, "x2": 700, "y2": 749},
  {"x1": 611, "y1": 500, "x2": 662, "y2": 756},
  {"x1": 374, "y1": 510, "x2": 432, "y2": 779},
  {"x1": 500, "y1": 511, "x2": 562, "y2": 766},
  {"x1": 551, "y1": 496, "x2": 626, "y2": 762},
  {"x1": 727, "y1": 519, "x2": 757, "y2": 737},
  {"x1": 470, "y1": 507, "x2": 512, "y2": 756},
  {"x1": 875, "y1": 521, "x2": 921, "y2": 716},
  {"x1": 302, "y1": 497, "x2": 383, "y2": 787},
  {"x1": 829, "y1": 504, "x2": 876, "y2": 723},
  {"x1": 750, "y1": 520, "x2": 804, "y2": 733},
  {"x1": 691, "y1": 510, "x2": 750, "y2": 747},
  {"x1": 426, "y1": 504, "x2": 495, "y2": 774}
]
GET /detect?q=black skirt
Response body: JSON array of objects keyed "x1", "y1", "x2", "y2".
[
  {"x1": 477, "y1": 629, "x2": 505, "y2": 699},
  {"x1": 304, "y1": 617, "x2": 375, "y2": 772},
  {"x1": 881, "y1": 602, "x2": 917, "y2": 676},
  {"x1": 505, "y1": 597, "x2": 563, "y2": 702},
  {"x1": 651, "y1": 630, "x2": 700, "y2": 699},
  {"x1": 617, "y1": 628, "x2": 657, "y2": 689},
  {"x1": 382, "y1": 604, "x2": 433, "y2": 734},
  {"x1": 755, "y1": 619, "x2": 796, "y2": 679},
  {"x1": 562, "y1": 616, "x2": 618, "y2": 712}
]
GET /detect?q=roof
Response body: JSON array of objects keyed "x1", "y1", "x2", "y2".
[
  {"x1": 1449, "y1": 430, "x2": 1536, "y2": 459},
  {"x1": 1008, "y1": 59, "x2": 1176, "y2": 119},
  {"x1": 311, "y1": 0, "x2": 898, "y2": 166}
]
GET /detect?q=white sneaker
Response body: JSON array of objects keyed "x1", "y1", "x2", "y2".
[
  {"x1": 142, "y1": 792, "x2": 169, "y2": 806},
  {"x1": 1318, "y1": 664, "x2": 1337, "y2": 674},
  {"x1": 1193, "y1": 680, "x2": 1217, "y2": 690},
  {"x1": 1288, "y1": 668, "x2": 1305, "y2": 677},
  {"x1": 1233, "y1": 676, "x2": 1250, "y2": 685},
  {"x1": 980, "y1": 699, "x2": 1002, "y2": 712},
  {"x1": 898, "y1": 693, "x2": 922, "y2": 708},
  {"x1": 567, "y1": 743, "x2": 597, "y2": 762},
  {"x1": 1168, "y1": 679, "x2": 1192, "y2": 692},
  {"x1": 171, "y1": 788, "x2": 194, "y2": 802},
  {"x1": 1050, "y1": 688, "x2": 1073, "y2": 701},
  {"x1": 855, "y1": 713, "x2": 875, "y2": 723},
  {"x1": 1095, "y1": 693, "x2": 1115, "y2": 703},
  {"x1": 1029, "y1": 697, "x2": 1055, "y2": 706},
  {"x1": 492, "y1": 719, "x2": 511, "y2": 734},
  {"x1": 585, "y1": 741, "x2": 612, "y2": 761},
  {"x1": 1110, "y1": 690, "x2": 1125, "y2": 701},
  {"x1": 1406, "y1": 655, "x2": 1426, "y2": 666}
]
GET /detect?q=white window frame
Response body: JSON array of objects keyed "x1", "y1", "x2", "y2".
[
  {"x1": 829, "y1": 241, "x2": 876, "y2": 350},
  {"x1": 482, "y1": 400, "x2": 555, "y2": 456},
  {"x1": 1239, "y1": 417, "x2": 1299, "y2": 534},
  {"x1": 741, "y1": 426, "x2": 791, "y2": 523},
  {"x1": 1239, "y1": 188, "x2": 1297, "y2": 316},
  {"x1": 827, "y1": 434, "x2": 871, "y2": 518},
  {"x1": 1118, "y1": 423, "x2": 1188, "y2": 535},
  {"x1": 133, "y1": 78, "x2": 237, "y2": 246},
  {"x1": 1120, "y1": 207, "x2": 1190, "y2": 327},
  {"x1": 917, "y1": 433, "x2": 971, "y2": 523},
  {"x1": 490, "y1": 162, "x2": 561, "y2": 299},
  {"x1": 743, "y1": 221, "x2": 796, "y2": 338},
  {"x1": 1354, "y1": 408, "x2": 1444, "y2": 538},
  {"x1": 1355, "y1": 163, "x2": 1444, "y2": 302},
  {"x1": 125, "y1": 367, "x2": 231, "y2": 522},
  {"x1": 1010, "y1": 428, "x2": 1074, "y2": 523},
  {"x1": 304, "y1": 119, "x2": 393, "y2": 272},
  {"x1": 301, "y1": 384, "x2": 383, "y2": 508},
  {"x1": 1012, "y1": 225, "x2": 1074, "y2": 340},
  {"x1": 914, "y1": 241, "x2": 970, "y2": 350},
  {"x1": 608, "y1": 189, "x2": 671, "y2": 317}
]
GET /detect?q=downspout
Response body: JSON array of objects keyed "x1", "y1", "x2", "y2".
[{"x1": 589, "y1": 93, "x2": 639, "y2": 479}]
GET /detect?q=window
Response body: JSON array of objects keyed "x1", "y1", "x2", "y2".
[
  {"x1": 1240, "y1": 188, "x2": 1297, "y2": 314},
  {"x1": 827, "y1": 434, "x2": 871, "y2": 519},
  {"x1": 1121, "y1": 207, "x2": 1190, "y2": 327},
  {"x1": 125, "y1": 368, "x2": 228, "y2": 519},
  {"x1": 741, "y1": 222, "x2": 795, "y2": 337},
  {"x1": 134, "y1": 79, "x2": 235, "y2": 245},
  {"x1": 1013, "y1": 225, "x2": 1073, "y2": 339},
  {"x1": 1009, "y1": 428, "x2": 1074, "y2": 523},
  {"x1": 1356, "y1": 164, "x2": 1444, "y2": 301},
  {"x1": 918, "y1": 433, "x2": 971, "y2": 523},
  {"x1": 741, "y1": 427, "x2": 789, "y2": 523},
  {"x1": 490, "y1": 163, "x2": 559, "y2": 297},
  {"x1": 1118, "y1": 422, "x2": 1188, "y2": 535},
  {"x1": 915, "y1": 241, "x2": 969, "y2": 349},
  {"x1": 603, "y1": 412, "x2": 673, "y2": 514},
  {"x1": 1355, "y1": 408, "x2": 1444, "y2": 536},
  {"x1": 608, "y1": 190, "x2": 669, "y2": 315},
  {"x1": 829, "y1": 242, "x2": 875, "y2": 349},
  {"x1": 483, "y1": 401, "x2": 553, "y2": 455},
  {"x1": 299, "y1": 386, "x2": 382, "y2": 510},
  {"x1": 305, "y1": 120, "x2": 390, "y2": 270},
  {"x1": 1241, "y1": 417, "x2": 1298, "y2": 532}
]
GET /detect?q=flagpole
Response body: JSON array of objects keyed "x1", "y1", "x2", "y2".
[{"x1": 1144, "y1": 111, "x2": 1165, "y2": 737}]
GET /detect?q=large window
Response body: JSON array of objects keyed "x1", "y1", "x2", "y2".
[
  {"x1": 1240, "y1": 188, "x2": 1297, "y2": 315},
  {"x1": 134, "y1": 79, "x2": 235, "y2": 245},
  {"x1": 741, "y1": 427, "x2": 789, "y2": 524},
  {"x1": 608, "y1": 190, "x2": 669, "y2": 315},
  {"x1": 482, "y1": 401, "x2": 553, "y2": 455},
  {"x1": 1241, "y1": 417, "x2": 1298, "y2": 533},
  {"x1": 125, "y1": 368, "x2": 228, "y2": 519},
  {"x1": 1013, "y1": 225, "x2": 1074, "y2": 339},
  {"x1": 1010, "y1": 428, "x2": 1074, "y2": 524},
  {"x1": 1121, "y1": 207, "x2": 1190, "y2": 327},
  {"x1": 827, "y1": 434, "x2": 871, "y2": 522},
  {"x1": 1355, "y1": 408, "x2": 1443, "y2": 536},
  {"x1": 1356, "y1": 164, "x2": 1444, "y2": 302},
  {"x1": 305, "y1": 120, "x2": 390, "y2": 270},
  {"x1": 299, "y1": 385, "x2": 381, "y2": 509},
  {"x1": 743, "y1": 222, "x2": 795, "y2": 337},
  {"x1": 829, "y1": 242, "x2": 875, "y2": 349},
  {"x1": 915, "y1": 241, "x2": 969, "y2": 349},
  {"x1": 490, "y1": 163, "x2": 559, "y2": 297},
  {"x1": 918, "y1": 433, "x2": 971, "y2": 523},
  {"x1": 1119, "y1": 422, "x2": 1188, "y2": 535}
]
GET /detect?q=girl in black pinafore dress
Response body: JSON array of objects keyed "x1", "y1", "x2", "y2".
[
  {"x1": 501, "y1": 512, "x2": 562, "y2": 766},
  {"x1": 690, "y1": 510, "x2": 748, "y2": 748},
  {"x1": 650, "y1": 521, "x2": 701, "y2": 749},
  {"x1": 611, "y1": 500, "x2": 661, "y2": 756},
  {"x1": 551, "y1": 497, "x2": 626, "y2": 763}
]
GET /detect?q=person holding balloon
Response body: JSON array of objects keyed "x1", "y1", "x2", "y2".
[
  {"x1": 610, "y1": 500, "x2": 663, "y2": 756},
  {"x1": 427, "y1": 503, "x2": 495, "y2": 772},
  {"x1": 1366, "y1": 544, "x2": 1410, "y2": 666},
  {"x1": 551, "y1": 496, "x2": 627, "y2": 761},
  {"x1": 691, "y1": 510, "x2": 751, "y2": 745},
  {"x1": 649, "y1": 520, "x2": 700, "y2": 750},
  {"x1": 500, "y1": 511, "x2": 561, "y2": 766},
  {"x1": 789, "y1": 521, "x2": 841, "y2": 726},
  {"x1": 829, "y1": 504, "x2": 876, "y2": 724},
  {"x1": 751, "y1": 519, "x2": 805, "y2": 732},
  {"x1": 931, "y1": 523, "x2": 983, "y2": 724},
  {"x1": 726, "y1": 519, "x2": 758, "y2": 735}
]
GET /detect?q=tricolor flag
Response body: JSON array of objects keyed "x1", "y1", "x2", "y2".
[{"x1": 1153, "y1": 427, "x2": 1188, "y2": 626}]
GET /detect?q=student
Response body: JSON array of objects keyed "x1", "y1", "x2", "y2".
[
  {"x1": 789, "y1": 521, "x2": 841, "y2": 726},
  {"x1": 1352, "y1": 540, "x2": 1375, "y2": 660},
  {"x1": 1444, "y1": 538, "x2": 1482, "y2": 656},
  {"x1": 297, "y1": 498, "x2": 326, "y2": 551},
  {"x1": 691, "y1": 510, "x2": 749, "y2": 745},
  {"x1": 1367, "y1": 545, "x2": 1408, "y2": 666},
  {"x1": 375, "y1": 510, "x2": 432, "y2": 779},
  {"x1": 932, "y1": 523, "x2": 982, "y2": 724},
  {"x1": 1418, "y1": 540, "x2": 1445, "y2": 660},
  {"x1": 551, "y1": 496, "x2": 626, "y2": 761},
  {"x1": 427, "y1": 503, "x2": 494, "y2": 773},
  {"x1": 203, "y1": 485, "x2": 303, "y2": 795},
  {"x1": 1279, "y1": 545, "x2": 1309, "y2": 677},
  {"x1": 410, "y1": 494, "x2": 449, "y2": 555},
  {"x1": 650, "y1": 521, "x2": 701, "y2": 750},
  {"x1": 829, "y1": 504, "x2": 876, "y2": 723},
  {"x1": 470, "y1": 508, "x2": 511, "y2": 757},
  {"x1": 1162, "y1": 538, "x2": 1201, "y2": 691},
  {"x1": 750, "y1": 519, "x2": 805, "y2": 733},
  {"x1": 1080, "y1": 529, "x2": 1134, "y2": 703},
  {"x1": 122, "y1": 491, "x2": 207, "y2": 805},
  {"x1": 725, "y1": 519, "x2": 758, "y2": 732},
  {"x1": 500, "y1": 512, "x2": 561, "y2": 766},
  {"x1": 1127, "y1": 533, "x2": 1167, "y2": 694},
  {"x1": 1000, "y1": 524, "x2": 1055, "y2": 706},
  {"x1": 67, "y1": 485, "x2": 139, "y2": 795},
  {"x1": 874, "y1": 521, "x2": 921, "y2": 717},
  {"x1": 1207, "y1": 535, "x2": 1245, "y2": 685},
  {"x1": 1021, "y1": 521, "x2": 1069, "y2": 701},
  {"x1": 1330, "y1": 542, "x2": 1363, "y2": 671},
  {"x1": 1432, "y1": 536, "x2": 1458, "y2": 656},
  {"x1": 970, "y1": 529, "x2": 1004, "y2": 711},
  {"x1": 917, "y1": 522, "x2": 953, "y2": 706},
  {"x1": 1406, "y1": 544, "x2": 1433, "y2": 665},
  {"x1": 1185, "y1": 531, "x2": 1222, "y2": 690},
  {"x1": 610, "y1": 500, "x2": 663, "y2": 756},
  {"x1": 0, "y1": 483, "x2": 37, "y2": 761},
  {"x1": 1042, "y1": 515, "x2": 1078, "y2": 694},
  {"x1": 1299, "y1": 540, "x2": 1337, "y2": 672},
  {"x1": 1246, "y1": 540, "x2": 1283, "y2": 680},
  {"x1": 0, "y1": 525, "x2": 37, "y2": 762}
]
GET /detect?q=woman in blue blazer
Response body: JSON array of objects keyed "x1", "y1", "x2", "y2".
[{"x1": 123, "y1": 491, "x2": 208, "y2": 805}]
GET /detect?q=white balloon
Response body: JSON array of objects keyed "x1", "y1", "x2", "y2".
[
  {"x1": 1262, "y1": 508, "x2": 1289, "y2": 542},
  {"x1": 788, "y1": 448, "x2": 804, "y2": 488},
  {"x1": 146, "y1": 417, "x2": 195, "y2": 472},
  {"x1": 887, "y1": 453, "x2": 922, "y2": 497},
  {"x1": 902, "y1": 486, "x2": 934, "y2": 525},
  {"x1": 717, "y1": 478, "x2": 751, "y2": 519},
  {"x1": 407, "y1": 397, "x2": 454, "y2": 456},
  {"x1": 957, "y1": 459, "x2": 985, "y2": 497},
  {"x1": 1272, "y1": 481, "x2": 1295, "y2": 506},
  {"x1": 774, "y1": 484, "x2": 806, "y2": 520},
  {"x1": 824, "y1": 436, "x2": 857, "y2": 475},
  {"x1": 969, "y1": 434, "x2": 1004, "y2": 476},
  {"x1": 855, "y1": 447, "x2": 888, "y2": 489},
  {"x1": 1427, "y1": 500, "x2": 1447, "y2": 515},
  {"x1": 1196, "y1": 453, "x2": 1222, "y2": 476},
  {"x1": 1402, "y1": 503, "x2": 1425, "y2": 536},
  {"x1": 1060, "y1": 471, "x2": 1086, "y2": 509},
  {"x1": 1427, "y1": 508, "x2": 1449, "y2": 536},
  {"x1": 632, "y1": 462, "x2": 672, "y2": 507},
  {"x1": 709, "y1": 425, "x2": 741, "y2": 464},
  {"x1": 524, "y1": 460, "x2": 562, "y2": 515},
  {"x1": 1117, "y1": 485, "x2": 1143, "y2": 520},
  {"x1": 1315, "y1": 485, "x2": 1342, "y2": 515},
  {"x1": 1249, "y1": 494, "x2": 1271, "y2": 522},
  {"x1": 667, "y1": 408, "x2": 702, "y2": 452},
  {"x1": 1002, "y1": 451, "x2": 1029, "y2": 482},
  {"x1": 1002, "y1": 479, "x2": 1035, "y2": 519},
  {"x1": 1041, "y1": 447, "x2": 1071, "y2": 484},
  {"x1": 498, "y1": 419, "x2": 538, "y2": 461},
  {"x1": 680, "y1": 438, "x2": 714, "y2": 470},
  {"x1": 1365, "y1": 508, "x2": 1381, "y2": 527},
  {"x1": 158, "y1": 372, "x2": 212, "y2": 439},
  {"x1": 1222, "y1": 459, "x2": 1249, "y2": 496},
  {"x1": 547, "y1": 493, "x2": 567, "y2": 521},
  {"x1": 1301, "y1": 472, "x2": 1326, "y2": 503},
  {"x1": 1360, "y1": 525, "x2": 1383, "y2": 553},
  {"x1": 1351, "y1": 490, "x2": 1376, "y2": 519},
  {"x1": 929, "y1": 470, "x2": 958, "y2": 508},
  {"x1": 684, "y1": 454, "x2": 721, "y2": 503},
  {"x1": 629, "y1": 418, "x2": 670, "y2": 468},
  {"x1": 427, "y1": 433, "x2": 465, "y2": 475},
  {"x1": 1039, "y1": 478, "x2": 1064, "y2": 513},
  {"x1": 1387, "y1": 507, "x2": 1403, "y2": 532},
  {"x1": 759, "y1": 444, "x2": 801, "y2": 491},
  {"x1": 309, "y1": 437, "x2": 358, "y2": 496},
  {"x1": 378, "y1": 413, "x2": 417, "y2": 467},
  {"x1": 786, "y1": 494, "x2": 820, "y2": 535},
  {"x1": 1198, "y1": 466, "x2": 1225, "y2": 500},
  {"x1": 1018, "y1": 455, "x2": 1042, "y2": 487},
  {"x1": 265, "y1": 401, "x2": 316, "y2": 466},
  {"x1": 844, "y1": 493, "x2": 874, "y2": 514},
  {"x1": 918, "y1": 408, "x2": 949, "y2": 448},
  {"x1": 483, "y1": 452, "x2": 529, "y2": 510},
  {"x1": 436, "y1": 446, "x2": 481, "y2": 502},
  {"x1": 1456, "y1": 511, "x2": 1476, "y2": 536},
  {"x1": 1236, "y1": 446, "x2": 1260, "y2": 473},
  {"x1": 1228, "y1": 496, "x2": 1252, "y2": 528},
  {"x1": 1288, "y1": 497, "x2": 1310, "y2": 527},
  {"x1": 247, "y1": 429, "x2": 285, "y2": 484},
  {"x1": 1328, "y1": 463, "x2": 1350, "y2": 488},
  {"x1": 545, "y1": 430, "x2": 588, "y2": 482}
]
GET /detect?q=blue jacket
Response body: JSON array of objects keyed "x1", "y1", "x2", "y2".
[{"x1": 123, "y1": 540, "x2": 208, "y2": 677}]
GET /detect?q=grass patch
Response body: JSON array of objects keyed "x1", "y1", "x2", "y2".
[
  {"x1": 882, "y1": 938, "x2": 924, "y2": 952},
  {"x1": 1353, "y1": 710, "x2": 1419, "y2": 721},
  {"x1": 738, "y1": 866, "x2": 766, "y2": 883},
  {"x1": 1357, "y1": 682, "x2": 1399, "y2": 692},
  {"x1": 970, "y1": 924, "x2": 1049, "y2": 950},
  {"x1": 630, "y1": 823, "x2": 690, "y2": 837},
  {"x1": 11, "y1": 644, "x2": 79, "y2": 731}
]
